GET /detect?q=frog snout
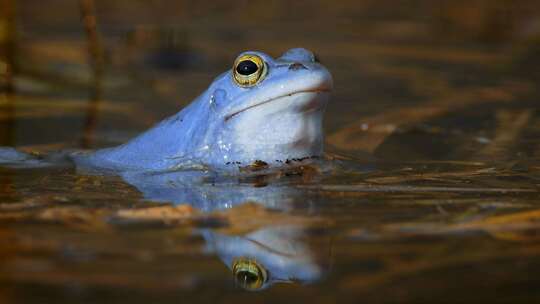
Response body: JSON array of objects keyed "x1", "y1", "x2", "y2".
[{"x1": 289, "y1": 62, "x2": 308, "y2": 71}]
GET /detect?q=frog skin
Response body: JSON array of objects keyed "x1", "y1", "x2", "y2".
[
  {"x1": 73, "y1": 48, "x2": 333, "y2": 173},
  {"x1": 0, "y1": 48, "x2": 332, "y2": 173}
]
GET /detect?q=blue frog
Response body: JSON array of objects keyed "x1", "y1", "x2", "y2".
[
  {"x1": 77, "y1": 48, "x2": 332, "y2": 173},
  {"x1": 1, "y1": 48, "x2": 332, "y2": 173}
]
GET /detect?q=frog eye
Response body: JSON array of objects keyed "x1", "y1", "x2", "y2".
[
  {"x1": 232, "y1": 54, "x2": 267, "y2": 87},
  {"x1": 232, "y1": 258, "x2": 268, "y2": 290}
]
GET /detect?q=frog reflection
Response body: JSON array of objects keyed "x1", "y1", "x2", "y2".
[
  {"x1": 120, "y1": 169, "x2": 330, "y2": 290},
  {"x1": 202, "y1": 225, "x2": 325, "y2": 291},
  {"x1": 120, "y1": 169, "x2": 306, "y2": 211}
]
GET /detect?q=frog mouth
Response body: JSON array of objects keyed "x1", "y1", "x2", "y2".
[{"x1": 224, "y1": 89, "x2": 330, "y2": 122}]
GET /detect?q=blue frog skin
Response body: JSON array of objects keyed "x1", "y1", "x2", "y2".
[
  {"x1": 0, "y1": 48, "x2": 332, "y2": 173},
  {"x1": 72, "y1": 48, "x2": 333, "y2": 173}
]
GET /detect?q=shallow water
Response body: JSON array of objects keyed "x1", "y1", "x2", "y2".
[{"x1": 1, "y1": 1, "x2": 540, "y2": 303}]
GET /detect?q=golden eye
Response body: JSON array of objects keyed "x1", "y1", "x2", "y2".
[
  {"x1": 232, "y1": 54, "x2": 267, "y2": 87},
  {"x1": 232, "y1": 258, "x2": 268, "y2": 290}
]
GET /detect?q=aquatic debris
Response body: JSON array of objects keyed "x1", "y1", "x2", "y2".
[
  {"x1": 115, "y1": 205, "x2": 197, "y2": 225},
  {"x1": 239, "y1": 160, "x2": 269, "y2": 172},
  {"x1": 379, "y1": 208, "x2": 540, "y2": 242},
  {"x1": 37, "y1": 206, "x2": 109, "y2": 230},
  {"x1": 300, "y1": 184, "x2": 538, "y2": 194}
]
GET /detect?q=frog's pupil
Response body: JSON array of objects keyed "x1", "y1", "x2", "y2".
[
  {"x1": 237, "y1": 60, "x2": 258, "y2": 76},
  {"x1": 235, "y1": 270, "x2": 260, "y2": 288}
]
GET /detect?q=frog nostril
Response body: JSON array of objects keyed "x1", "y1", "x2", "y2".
[{"x1": 289, "y1": 62, "x2": 307, "y2": 71}]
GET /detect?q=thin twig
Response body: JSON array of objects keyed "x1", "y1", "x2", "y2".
[
  {"x1": 0, "y1": 0, "x2": 16, "y2": 146},
  {"x1": 0, "y1": 0, "x2": 16, "y2": 93},
  {"x1": 79, "y1": 0, "x2": 104, "y2": 148}
]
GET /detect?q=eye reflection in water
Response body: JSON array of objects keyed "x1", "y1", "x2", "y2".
[
  {"x1": 119, "y1": 169, "x2": 330, "y2": 290},
  {"x1": 232, "y1": 259, "x2": 268, "y2": 290},
  {"x1": 201, "y1": 225, "x2": 324, "y2": 290}
]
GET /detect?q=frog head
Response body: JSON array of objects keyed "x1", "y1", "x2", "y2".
[{"x1": 203, "y1": 48, "x2": 333, "y2": 169}]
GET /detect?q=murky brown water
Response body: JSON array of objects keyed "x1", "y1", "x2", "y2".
[{"x1": 1, "y1": 1, "x2": 540, "y2": 303}]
